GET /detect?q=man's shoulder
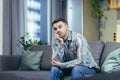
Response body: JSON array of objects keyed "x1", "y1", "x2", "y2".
[
  {"x1": 71, "y1": 31, "x2": 82, "y2": 36},
  {"x1": 71, "y1": 31, "x2": 83, "y2": 39}
]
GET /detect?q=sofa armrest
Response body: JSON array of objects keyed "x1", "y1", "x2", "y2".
[{"x1": 0, "y1": 55, "x2": 21, "y2": 71}]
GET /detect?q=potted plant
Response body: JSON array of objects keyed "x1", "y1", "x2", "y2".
[
  {"x1": 91, "y1": 0, "x2": 108, "y2": 19},
  {"x1": 18, "y1": 32, "x2": 44, "y2": 50},
  {"x1": 90, "y1": 0, "x2": 110, "y2": 39}
]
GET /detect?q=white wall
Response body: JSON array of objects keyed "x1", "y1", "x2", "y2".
[
  {"x1": 0, "y1": 0, "x2": 3, "y2": 55},
  {"x1": 67, "y1": 0, "x2": 83, "y2": 34},
  {"x1": 100, "y1": 9, "x2": 117, "y2": 42}
]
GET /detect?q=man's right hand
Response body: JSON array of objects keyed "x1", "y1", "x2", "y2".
[{"x1": 55, "y1": 34, "x2": 64, "y2": 44}]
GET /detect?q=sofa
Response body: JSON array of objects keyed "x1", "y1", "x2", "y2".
[{"x1": 0, "y1": 41, "x2": 120, "y2": 80}]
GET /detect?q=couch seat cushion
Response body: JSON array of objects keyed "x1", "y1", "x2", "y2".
[
  {"x1": 81, "y1": 71, "x2": 120, "y2": 80},
  {"x1": 0, "y1": 71, "x2": 50, "y2": 80}
]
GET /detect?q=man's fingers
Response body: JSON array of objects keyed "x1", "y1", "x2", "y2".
[
  {"x1": 51, "y1": 60, "x2": 56, "y2": 65},
  {"x1": 55, "y1": 34, "x2": 59, "y2": 38}
]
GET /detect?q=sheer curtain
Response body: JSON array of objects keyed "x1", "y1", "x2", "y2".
[{"x1": 3, "y1": 0, "x2": 25, "y2": 55}]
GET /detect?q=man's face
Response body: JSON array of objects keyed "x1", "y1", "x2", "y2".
[{"x1": 53, "y1": 21, "x2": 69, "y2": 39}]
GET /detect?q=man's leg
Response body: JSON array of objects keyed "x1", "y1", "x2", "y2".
[
  {"x1": 50, "y1": 66, "x2": 64, "y2": 80},
  {"x1": 71, "y1": 65, "x2": 96, "y2": 80}
]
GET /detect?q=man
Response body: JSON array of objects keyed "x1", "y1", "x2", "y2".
[{"x1": 50, "y1": 17, "x2": 99, "y2": 80}]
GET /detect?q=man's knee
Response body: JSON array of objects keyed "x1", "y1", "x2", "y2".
[
  {"x1": 71, "y1": 66, "x2": 86, "y2": 79},
  {"x1": 51, "y1": 66, "x2": 61, "y2": 73},
  {"x1": 72, "y1": 66, "x2": 83, "y2": 73}
]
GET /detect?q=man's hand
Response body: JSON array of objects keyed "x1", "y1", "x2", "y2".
[
  {"x1": 55, "y1": 34, "x2": 64, "y2": 44},
  {"x1": 51, "y1": 60, "x2": 62, "y2": 67}
]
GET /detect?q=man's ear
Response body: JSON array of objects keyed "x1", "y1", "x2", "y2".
[{"x1": 67, "y1": 26, "x2": 70, "y2": 30}]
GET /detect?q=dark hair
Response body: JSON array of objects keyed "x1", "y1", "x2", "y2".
[{"x1": 52, "y1": 17, "x2": 68, "y2": 26}]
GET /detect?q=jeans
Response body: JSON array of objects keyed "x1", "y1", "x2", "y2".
[{"x1": 50, "y1": 65, "x2": 96, "y2": 80}]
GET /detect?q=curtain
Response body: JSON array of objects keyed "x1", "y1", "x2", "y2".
[{"x1": 3, "y1": 0, "x2": 25, "y2": 55}]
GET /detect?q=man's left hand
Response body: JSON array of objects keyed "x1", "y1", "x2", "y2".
[{"x1": 51, "y1": 60, "x2": 62, "y2": 67}]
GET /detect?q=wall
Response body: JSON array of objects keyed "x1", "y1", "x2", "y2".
[
  {"x1": 83, "y1": 0, "x2": 99, "y2": 41},
  {"x1": 0, "y1": 0, "x2": 3, "y2": 55},
  {"x1": 100, "y1": 9, "x2": 117, "y2": 42},
  {"x1": 83, "y1": 1, "x2": 118, "y2": 42},
  {"x1": 66, "y1": 0, "x2": 83, "y2": 34}
]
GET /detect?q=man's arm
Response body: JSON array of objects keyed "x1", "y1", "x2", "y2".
[
  {"x1": 60, "y1": 34, "x2": 83, "y2": 68},
  {"x1": 59, "y1": 34, "x2": 99, "y2": 69},
  {"x1": 52, "y1": 33, "x2": 84, "y2": 69}
]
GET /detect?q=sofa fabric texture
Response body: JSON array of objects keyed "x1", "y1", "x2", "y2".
[
  {"x1": 0, "y1": 41, "x2": 120, "y2": 80},
  {"x1": 88, "y1": 41, "x2": 105, "y2": 65}
]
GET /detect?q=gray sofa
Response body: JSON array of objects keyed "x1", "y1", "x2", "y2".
[{"x1": 0, "y1": 41, "x2": 120, "y2": 80}]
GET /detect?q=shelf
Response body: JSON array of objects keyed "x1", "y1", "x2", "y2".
[
  {"x1": 110, "y1": 6, "x2": 120, "y2": 9},
  {"x1": 110, "y1": 0, "x2": 120, "y2": 9}
]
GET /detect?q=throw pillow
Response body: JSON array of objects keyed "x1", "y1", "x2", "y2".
[
  {"x1": 101, "y1": 48, "x2": 120, "y2": 73},
  {"x1": 100, "y1": 41, "x2": 120, "y2": 66},
  {"x1": 19, "y1": 50, "x2": 44, "y2": 70}
]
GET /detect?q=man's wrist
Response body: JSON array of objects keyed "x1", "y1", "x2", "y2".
[
  {"x1": 60, "y1": 63, "x2": 66, "y2": 69},
  {"x1": 60, "y1": 43, "x2": 65, "y2": 48}
]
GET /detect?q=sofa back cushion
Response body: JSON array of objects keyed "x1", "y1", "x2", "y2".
[
  {"x1": 100, "y1": 42, "x2": 120, "y2": 67},
  {"x1": 30, "y1": 41, "x2": 105, "y2": 70},
  {"x1": 0, "y1": 55, "x2": 21, "y2": 70},
  {"x1": 88, "y1": 41, "x2": 105, "y2": 65},
  {"x1": 30, "y1": 45, "x2": 52, "y2": 70}
]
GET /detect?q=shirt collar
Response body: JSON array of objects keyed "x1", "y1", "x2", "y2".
[{"x1": 67, "y1": 31, "x2": 72, "y2": 41}]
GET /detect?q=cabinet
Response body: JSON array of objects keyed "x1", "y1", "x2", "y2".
[{"x1": 110, "y1": 0, "x2": 120, "y2": 9}]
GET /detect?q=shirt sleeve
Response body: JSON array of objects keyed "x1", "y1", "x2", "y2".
[
  {"x1": 52, "y1": 40, "x2": 66, "y2": 62},
  {"x1": 60, "y1": 34, "x2": 84, "y2": 69}
]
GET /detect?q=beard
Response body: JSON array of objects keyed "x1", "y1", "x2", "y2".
[
  {"x1": 57, "y1": 30, "x2": 68, "y2": 40},
  {"x1": 58, "y1": 34, "x2": 63, "y2": 38}
]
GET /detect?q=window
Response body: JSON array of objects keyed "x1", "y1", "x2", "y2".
[
  {"x1": 26, "y1": 0, "x2": 49, "y2": 44},
  {"x1": 27, "y1": 0, "x2": 41, "y2": 41}
]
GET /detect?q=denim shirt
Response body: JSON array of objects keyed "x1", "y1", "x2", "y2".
[{"x1": 52, "y1": 31, "x2": 99, "y2": 69}]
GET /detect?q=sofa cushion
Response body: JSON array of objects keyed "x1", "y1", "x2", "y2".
[
  {"x1": 19, "y1": 50, "x2": 43, "y2": 70},
  {"x1": 100, "y1": 41, "x2": 120, "y2": 66},
  {"x1": 101, "y1": 48, "x2": 120, "y2": 73},
  {"x1": 0, "y1": 55, "x2": 21, "y2": 70},
  {"x1": 30, "y1": 45, "x2": 52, "y2": 70},
  {"x1": 0, "y1": 71, "x2": 50, "y2": 80},
  {"x1": 88, "y1": 41, "x2": 105, "y2": 65},
  {"x1": 81, "y1": 71, "x2": 120, "y2": 80}
]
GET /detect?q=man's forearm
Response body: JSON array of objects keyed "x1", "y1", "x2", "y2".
[{"x1": 60, "y1": 59, "x2": 82, "y2": 69}]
